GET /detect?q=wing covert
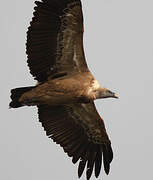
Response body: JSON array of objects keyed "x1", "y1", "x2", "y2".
[{"x1": 26, "y1": 0, "x2": 88, "y2": 82}]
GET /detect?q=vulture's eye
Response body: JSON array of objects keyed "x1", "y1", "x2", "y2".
[{"x1": 107, "y1": 90, "x2": 112, "y2": 93}]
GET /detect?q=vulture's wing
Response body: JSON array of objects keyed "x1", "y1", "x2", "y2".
[
  {"x1": 38, "y1": 103, "x2": 113, "y2": 180},
  {"x1": 27, "y1": 0, "x2": 88, "y2": 82}
]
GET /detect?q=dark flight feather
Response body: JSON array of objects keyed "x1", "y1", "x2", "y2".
[
  {"x1": 95, "y1": 146, "x2": 102, "y2": 178},
  {"x1": 86, "y1": 146, "x2": 97, "y2": 180},
  {"x1": 78, "y1": 159, "x2": 87, "y2": 178},
  {"x1": 103, "y1": 144, "x2": 113, "y2": 175}
]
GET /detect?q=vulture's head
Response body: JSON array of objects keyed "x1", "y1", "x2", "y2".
[{"x1": 96, "y1": 88, "x2": 119, "y2": 99}]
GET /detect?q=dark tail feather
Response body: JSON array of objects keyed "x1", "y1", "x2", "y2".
[{"x1": 9, "y1": 86, "x2": 35, "y2": 108}]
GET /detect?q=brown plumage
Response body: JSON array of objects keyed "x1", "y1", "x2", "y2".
[{"x1": 9, "y1": 0, "x2": 118, "y2": 179}]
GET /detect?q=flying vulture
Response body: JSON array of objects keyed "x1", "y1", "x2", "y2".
[{"x1": 10, "y1": 0, "x2": 118, "y2": 179}]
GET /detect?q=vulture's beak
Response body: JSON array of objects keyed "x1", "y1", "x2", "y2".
[{"x1": 113, "y1": 93, "x2": 119, "y2": 99}]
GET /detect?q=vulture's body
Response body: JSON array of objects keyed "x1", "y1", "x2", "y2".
[
  {"x1": 20, "y1": 72, "x2": 97, "y2": 106},
  {"x1": 10, "y1": 0, "x2": 118, "y2": 179}
]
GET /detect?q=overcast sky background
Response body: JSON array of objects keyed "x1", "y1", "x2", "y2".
[{"x1": 1, "y1": 0, "x2": 153, "y2": 180}]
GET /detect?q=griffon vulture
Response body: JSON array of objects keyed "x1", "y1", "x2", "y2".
[{"x1": 9, "y1": 0, "x2": 118, "y2": 179}]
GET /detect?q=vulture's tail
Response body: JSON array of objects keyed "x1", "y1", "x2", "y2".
[{"x1": 9, "y1": 86, "x2": 35, "y2": 108}]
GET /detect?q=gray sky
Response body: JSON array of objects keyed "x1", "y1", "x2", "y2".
[{"x1": 1, "y1": 0, "x2": 153, "y2": 179}]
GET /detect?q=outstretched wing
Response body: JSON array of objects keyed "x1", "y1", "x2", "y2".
[
  {"x1": 38, "y1": 103, "x2": 113, "y2": 180},
  {"x1": 26, "y1": 0, "x2": 88, "y2": 82}
]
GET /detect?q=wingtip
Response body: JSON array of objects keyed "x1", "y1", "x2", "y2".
[
  {"x1": 78, "y1": 159, "x2": 86, "y2": 178},
  {"x1": 102, "y1": 144, "x2": 113, "y2": 175}
]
